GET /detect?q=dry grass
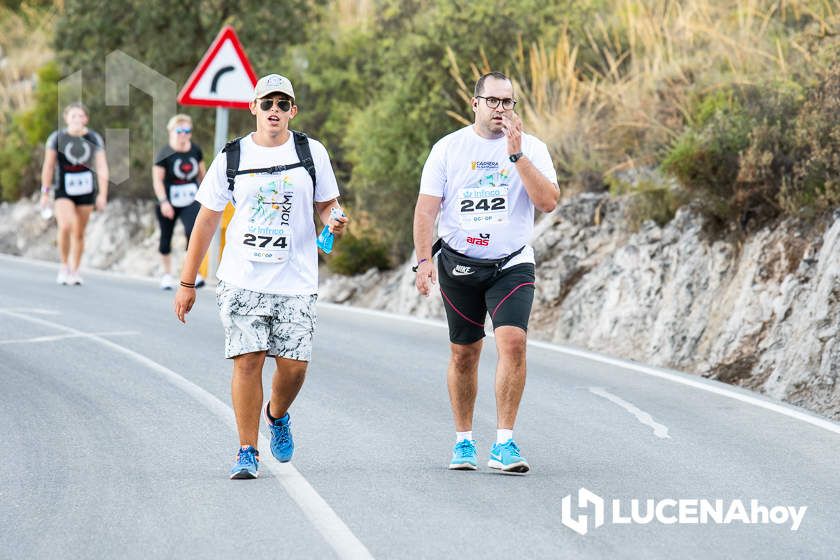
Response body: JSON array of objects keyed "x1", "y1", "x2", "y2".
[
  {"x1": 0, "y1": 2, "x2": 60, "y2": 128},
  {"x1": 446, "y1": 0, "x2": 838, "y2": 191}
]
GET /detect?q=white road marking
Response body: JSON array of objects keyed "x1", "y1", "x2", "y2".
[
  {"x1": 588, "y1": 387, "x2": 671, "y2": 439},
  {"x1": 0, "y1": 331, "x2": 137, "y2": 345},
  {"x1": 0, "y1": 309, "x2": 374, "y2": 560},
  {"x1": 319, "y1": 302, "x2": 840, "y2": 436},
  {"x1": 0, "y1": 307, "x2": 61, "y2": 315}
]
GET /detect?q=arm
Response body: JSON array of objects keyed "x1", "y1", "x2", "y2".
[
  {"x1": 314, "y1": 198, "x2": 349, "y2": 236},
  {"x1": 413, "y1": 194, "x2": 442, "y2": 296},
  {"x1": 152, "y1": 165, "x2": 174, "y2": 219},
  {"x1": 174, "y1": 206, "x2": 223, "y2": 323},
  {"x1": 40, "y1": 149, "x2": 57, "y2": 208},
  {"x1": 197, "y1": 161, "x2": 207, "y2": 184},
  {"x1": 502, "y1": 113, "x2": 559, "y2": 213},
  {"x1": 95, "y1": 149, "x2": 109, "y2": 211},
  {"x1": 515, "y1": 157, "x2": 559, "y2": 213}
]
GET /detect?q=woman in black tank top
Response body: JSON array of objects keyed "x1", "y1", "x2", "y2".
[
  {"x1": 39, "y1": 102, "x2": 110, "y2": 285},
  {"x1": 152, "y1": 114, "x2": 206, "y2": 290}
]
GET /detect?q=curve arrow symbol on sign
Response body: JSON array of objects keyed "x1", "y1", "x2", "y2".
[{"x1": 210, "y1": 66, "x2": 235, "y2": 94}]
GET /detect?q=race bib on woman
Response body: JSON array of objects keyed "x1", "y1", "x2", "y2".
[
  {"x1": 169, "y1": 183, "x2": 197, "y2": 208},
  {"x1": 64, "y1": 171, "x2": 94, "y2": 196}
]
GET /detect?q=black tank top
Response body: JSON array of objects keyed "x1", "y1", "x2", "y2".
[{"x1": 47, "y1": 129, "x2": 104, "y2": 197}]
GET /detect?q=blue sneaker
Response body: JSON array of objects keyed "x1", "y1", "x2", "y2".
[
  {"x1": 229, "y1": 446, "x2": 259, "y2": 479},
  {"x1": 488, "y1": 439, "x2": 530, "y2": 473},
  {"x1": 264, "y1": 401, "x2": 294, "y2": 462},
  {"x1": 449, "y1": 439, "x2": 478, "y2": 470}
]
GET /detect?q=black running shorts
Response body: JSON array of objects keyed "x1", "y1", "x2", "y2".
[
  {"x1": 54, "y1": 189, "x2": 96, "y2": 206},
  {"x1": 438, "y1": 261, "x2": 536, "y2": 345}
]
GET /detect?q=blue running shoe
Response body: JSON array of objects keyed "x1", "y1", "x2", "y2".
[
  {"x1": 449, "y1": 439, "x2": 478, "y2": 470},
  {"x1": 264, "y1": 401, "x2": 294, "y2": 462},
  {"x1": 229, "y1": 446, "x2": 259, "y2": 479},
  {"x1": 487, "y1": 439, "x2": 530, "y2": 473}
]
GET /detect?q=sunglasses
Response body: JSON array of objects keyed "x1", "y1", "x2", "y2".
[
  {"x1": 174, "y1": 128, "x2": 192, "y2": 134},
  {"x1": 259, "y1": 98, "x2": 292, "y2": 112}
]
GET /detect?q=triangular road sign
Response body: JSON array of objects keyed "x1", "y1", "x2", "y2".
[{"x1": 178, "y1": 26, "x2": 258, "y2": 109}]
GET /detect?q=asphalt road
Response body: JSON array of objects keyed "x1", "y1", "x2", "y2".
[{"x1": 1, "y1": 255, "x2": 838, "y2": 559}]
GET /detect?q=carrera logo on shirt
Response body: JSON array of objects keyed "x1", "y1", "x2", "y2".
[{"x1": 471, "y1": 160, "x2": 498, "y2": 171}]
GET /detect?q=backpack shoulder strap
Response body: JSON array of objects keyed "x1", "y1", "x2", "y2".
[
  {"x1": 222, "y1": 136, "x2": 243, "y2": 191},
  {"x1": 291, "y1": 130, "x2": 316, "y2": 189}
]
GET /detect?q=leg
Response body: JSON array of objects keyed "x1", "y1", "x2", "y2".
[
  {"x1": 448, "y1": 340, "x2": 482, "y2": 431},
  {"x1": 180, "y1": 201, "x2": 200, "y2": 249},
  {"x1": 268, "y1": 357, "x2": 308, "y2": 419},
  {"x1": 70, "y1": 204, "x2": 93, "y2": 272},
  {"x1": 437, "y1": 258, "x2": 488, "y2": 433},
  {"x1": 53, "y1": 198, "x2": 76, "y2": 267},
  {"x1": 493, "y1": 326, "x2": 527, "y2": 429},
  {"x1": 231, "y1": 351, "x2": 267, "y2": 448},
  {"x1": 486, "y1": 264, "x2": 536, "y2": 430},
  {"x1": 156, "y1": 204, "x2": 176, "y2": 275}
]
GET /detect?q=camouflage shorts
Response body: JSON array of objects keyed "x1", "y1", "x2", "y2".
[{"x1": 216, "y1": 281, "x2": 317, "y2": 361}]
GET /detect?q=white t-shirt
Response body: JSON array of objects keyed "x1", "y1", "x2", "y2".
[
  {"x1": 196, "y1": 132, "x2": 340, "y2": 295},
  {"x1": 419, "y1": 125, "x2": 557, "y2": 267}
]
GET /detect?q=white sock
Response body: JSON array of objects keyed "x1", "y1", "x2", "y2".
[
  {"x1": 496, "y1": 429, "x2": 513, "y2": 444},
  {"x1": 456, "y1": 431, "x2": 473, "y2": 442}
]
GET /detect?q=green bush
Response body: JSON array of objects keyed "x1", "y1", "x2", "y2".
[
  {"x1": 661, "y1": 83, "x2": 803, "y2": 223},
  {"x1": 0, "y1": 61, "x2": 59, "y2": 201},
  {"x1": 784, "y1": 62, "x2": 840, "y2": 213},
  {"x1": 660, "y1": 90, "x2": 751, "y2": 219},
  {"x1": 326, "y1": 233, "x2": 391, "y2": 276}
]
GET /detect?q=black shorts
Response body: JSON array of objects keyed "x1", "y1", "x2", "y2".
[
  {"x1": 438, "y1": 260, "x2": 536, "y2": 345},
  {"x1": 54, "y1": 189, "x2": 96, "y2": 206}
]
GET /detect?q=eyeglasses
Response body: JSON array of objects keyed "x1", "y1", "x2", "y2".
[
  {"x1": 175, "y1": 128, "x2": 192, "y2": 134},
  {"x1": 476, "y1": 96, "x2": 516, "y2": 110},
  {"x1": 259, "y1": 98, "x2": 292, "y2": 112}
]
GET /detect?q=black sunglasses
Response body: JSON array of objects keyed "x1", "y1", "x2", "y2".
[{"x1": 259, "y1": 98, "x2": 292, "y2": 112}]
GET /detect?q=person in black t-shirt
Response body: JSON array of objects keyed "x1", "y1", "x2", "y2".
[
  {"x1": 40, "y1": 102, "x2": 110, "y2": 286},
  {"x1": 153, "y1": 114, "x2": 206, "y2": 290}
]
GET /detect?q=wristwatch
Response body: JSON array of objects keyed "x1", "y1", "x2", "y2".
[{"x1": 509, "y1": 152, "x2": 524, "y2": 163}]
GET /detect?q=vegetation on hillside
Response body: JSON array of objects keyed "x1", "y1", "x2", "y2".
[{"x1": 1, "y1": 0, "x2": 839, "y2": 273}]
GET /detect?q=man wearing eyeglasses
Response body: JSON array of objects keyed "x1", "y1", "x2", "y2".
[
  {"x1": 174, "y1": 74, "x2": 349, "y2": 479},
  {"x1": 413, "y1": 71, "x2": 559, "y2": 474}
]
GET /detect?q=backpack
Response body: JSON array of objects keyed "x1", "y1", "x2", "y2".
[{"x1": 222, "y1": 130, "x2": 316, "y2": 197}]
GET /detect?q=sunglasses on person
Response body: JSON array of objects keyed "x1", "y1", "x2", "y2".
[
  {"x1": 259, "y1": 98, "x2": 293, "y2": 112},
  {"x1": 175, "y1": 127, "x2": 192, "y2": 134}
]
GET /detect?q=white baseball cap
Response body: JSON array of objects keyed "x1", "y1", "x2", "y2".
[{"x1": 253, "y1": 74, "x2": 295, "y2": 101}]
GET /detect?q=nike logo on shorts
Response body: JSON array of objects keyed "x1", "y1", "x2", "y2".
[{"x1": 452, "y1": 265, "x2": 474, "y2": 276}]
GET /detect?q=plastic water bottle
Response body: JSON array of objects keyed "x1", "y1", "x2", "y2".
[
  {"x1": 317, "y1": 207, "x2": 345, "y2": 254},
  {"x1": 40, "y1": 206, "x2": 53, "y2": 220}
]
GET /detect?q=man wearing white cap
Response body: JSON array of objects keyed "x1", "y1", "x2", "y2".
[{"x1": 174, "y1": 74, "x2": 349, "y2": 479}]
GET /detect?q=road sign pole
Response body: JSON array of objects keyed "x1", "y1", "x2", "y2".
[{"x1": 208, "y1": 106, "x2": 229, "y2": 281}]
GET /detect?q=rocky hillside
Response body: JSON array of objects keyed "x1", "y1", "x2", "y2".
[{"x1": 3, "y1": 193, "x2": 838, "y2": 420}]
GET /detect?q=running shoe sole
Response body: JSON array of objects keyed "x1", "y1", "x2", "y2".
[
  {"x1": 487, "y1": 459, "x2": 530, "y2": 473},
  {"x1": 449, "y1": 462, "x2": 478, "y2": 471},
  {"x1": 229, "y1": 468, "x2": 259, "y2": 480}
]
